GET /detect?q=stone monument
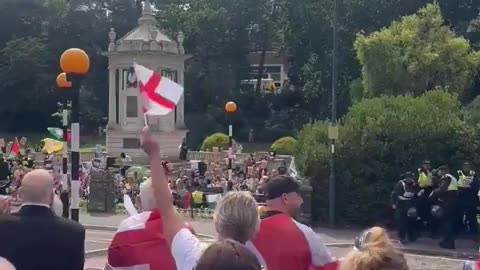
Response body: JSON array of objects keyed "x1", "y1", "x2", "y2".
[
  {"x1": 103, "y1": 0, "x2": 190, "y2": 162},
  {"x1": 87, "y1": 169, "x2": 116, "y2": 213}
]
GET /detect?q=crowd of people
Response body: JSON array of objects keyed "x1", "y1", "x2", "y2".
[
  {"x1": 0, "y1": 127, "x2": 419, "y2": 270},
  {"x1": 391, "y1": 160, "x2": 480, "y2": 249}
]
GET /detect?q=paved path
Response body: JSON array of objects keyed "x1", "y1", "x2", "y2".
[
  {"x1": 85, "y1": 244, "x2": 468, "y2": 270},
  {"x1": 79, "y1": 212, "x2": 479, "y2": 259}
]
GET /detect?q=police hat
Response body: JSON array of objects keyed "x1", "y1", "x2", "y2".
[{"x1": 404, "y1": 172, "x2": 414, "y2": 179}]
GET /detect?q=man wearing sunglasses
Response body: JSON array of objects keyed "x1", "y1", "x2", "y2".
[{"x1": 247, "y1": 175, "x2": 338, "y2": 270}]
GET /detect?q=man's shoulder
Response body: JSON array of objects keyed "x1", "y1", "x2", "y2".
[{"x1": 52, "y1": 216, "x2": 86, "y2": 234}]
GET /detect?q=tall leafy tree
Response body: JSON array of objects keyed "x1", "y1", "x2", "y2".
[{"x1": 354, "y1": 3, "x2": 480, "y2": 97}]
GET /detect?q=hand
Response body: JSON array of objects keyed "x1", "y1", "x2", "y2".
[
  {"x1": 140, "y1": 127, "x2": 160, "y2": 157},
  {"x1": 392, "y1": 205, "x2": 396, "y2": 210},
  {"x1": 417, "y1": 190, "x2": 424, "y2": 196},
  {"x1": 0, "y1": 196, "x2": 11, "y2": 215}
]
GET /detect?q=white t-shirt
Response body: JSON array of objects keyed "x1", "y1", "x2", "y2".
[
  {"x1": 171, "y1": 228, "x2": 203, "y2": 270},
  {"x1": 122, "y1": 155, "x2": 132, "y2": 166}
]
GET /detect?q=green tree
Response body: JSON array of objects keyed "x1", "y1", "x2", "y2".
[
  {"x1": 297, "y1": 90, "x2": 479, "y2": 224},
  {"x1": 354, "y1": 3, "x2": 480, "y2": 98}
]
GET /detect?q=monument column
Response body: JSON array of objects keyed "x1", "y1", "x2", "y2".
[
  {"x1": 107, "y1": 66, "x2": 116, "y2": 127},
  {"x1": 176, "y1": 69, "x2": 185, "y2": 128}
]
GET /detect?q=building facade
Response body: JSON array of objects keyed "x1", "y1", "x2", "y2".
[{"x1": 104, "y1": 0, "x2": 189, "y2": 161}]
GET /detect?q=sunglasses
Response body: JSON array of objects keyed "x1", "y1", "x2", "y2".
[{"x1": 354, "y1": 230, "x2": 371, "y2": 251}]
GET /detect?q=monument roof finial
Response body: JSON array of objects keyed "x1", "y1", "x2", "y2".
[{"x1": 138, "y1": 0, "x2": 155, "y2": 26}]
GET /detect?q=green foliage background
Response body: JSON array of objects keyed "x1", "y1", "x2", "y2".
[
  {"x1": 296, "y1": 91, "x2": 480, "y2": 224},
  {"x1": 201, "y1": 133, "x2": 229, "y2": 151},
  {"x1": 271, "y1": 136, "x2": 297, "y2": 155}
]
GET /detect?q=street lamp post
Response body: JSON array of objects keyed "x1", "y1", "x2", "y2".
[
  {"x1": 59, "y1": 48, "x2": 90, "y2": 222},
  {"x1": 328, "y1": 0, "x2": 340, "y2": 226},
  {"x1": 56, "y1": 72, "x2": 72, "y2": 218},
  {"x1": 225, "y1": 101, "x2": 237, "y2": 182}
]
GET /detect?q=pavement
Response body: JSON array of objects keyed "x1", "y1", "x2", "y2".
[
  {"x1": 84, "y1": 235, "x2": 469, "y2": 270},
  {"x1": 79, "y1": 211, "x2": 479, "y2": 260}
]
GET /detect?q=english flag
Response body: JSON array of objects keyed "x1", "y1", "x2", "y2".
[
  {"x1": 134, "y1": 63, "x2": 184, "y2": 116},
  {"x1": 106, "y1": 211, "x2": 177, "y2": 270},
  {"x1": 9, "y1": 137, "x2": 19, "y2": 157}
]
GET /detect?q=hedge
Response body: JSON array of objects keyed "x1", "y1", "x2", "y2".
[
  {"x1": 296, "y1": 91, "x2": 480, "y2": 225},
  {"x1": 201, "y1": 133, "x2": 229, "y2": 151},
  {"x1": 271, "y1": 136, "x2": 297, "y2": 155}
]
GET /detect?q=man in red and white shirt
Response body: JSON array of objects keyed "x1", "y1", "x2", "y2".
[
  {"x1": 247, "y1": 175, "x2": 338, "y2": 270},
  {"x1": 106, "y1": 178, "x2": 182, "y2": 270}
]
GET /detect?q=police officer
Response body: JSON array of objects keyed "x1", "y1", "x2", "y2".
[
  {"x1": 417, "y1": 160, "x2": 435, "y2": 235},
  {"x1": 457, "y1": 162, "x2": 479, "y2": 236},
  {"x1": 430, "y1": 166, "x2": 458, "y2": 249},
  {"x1": 391, "y1": 172, "x2": 418, "y2": 244}
]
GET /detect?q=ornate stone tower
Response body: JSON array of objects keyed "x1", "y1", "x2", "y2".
[{"x1": 104, "y1": 0, "x2": 189, "y2": 161}]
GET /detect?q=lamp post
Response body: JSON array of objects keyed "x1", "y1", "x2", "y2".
[
  {"x1": 59, "y1": 48, "x2": 90, "y2": 222},
  {"x1": 56, "y1": 72, "x2": 72, "y2": 218},
  {"x1": 328, "y1": 0, "x2": 340, "y2": 226},
  {"x1": 225, "y1": 101, "x2": 237, "y2": 182}
]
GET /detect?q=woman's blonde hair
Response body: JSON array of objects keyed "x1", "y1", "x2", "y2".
[
  {"x1": 339, "y1": 227, "x2": 408, "y2": 270},
  {"x1": 213, "y1": 191, "x2": 259, "y2": 244}
]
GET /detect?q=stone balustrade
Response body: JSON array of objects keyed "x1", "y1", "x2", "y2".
[
  {"x1": 34, "y1": 152, "x2": 96, "y2": 164},
  {"x1": 187, "y1": 151, "x2": 270, "y2": 163}
]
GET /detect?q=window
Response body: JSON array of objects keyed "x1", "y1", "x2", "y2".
[
  {"x1": 121, "y1": 69, "x2": 128, "y2": 90},
  {"x1": 123, "y1": 138, "x2": 140, "y2": 149},
  {"x1": 126, "y1": 96, "x2": 138, "y2": 118},
  {"x1": 247, "y1": 65, "x2": 283, "y2": 87},
  {"x1": 162, "y1": 69, "x2": 178, "y2": 82}
]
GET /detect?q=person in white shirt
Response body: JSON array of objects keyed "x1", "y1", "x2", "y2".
[
  {"x1": 140, "y1": 127, "x2": 262, "y2": 270},
  {"x1": 120, "y1": 152, "x2": 132, "y2": 176}
]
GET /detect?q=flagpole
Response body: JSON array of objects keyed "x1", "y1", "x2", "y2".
[
  {"x1": 70, "y1": 76, "x2": 81, "y2": 222},
  {"x1": 224, "y1": 102, "x2": 237, "y2": 183},
  {"x1": 228, "y1": 124, "x2": 233, "y2": 182},
  {"x1": 59, "y1": 48, "x2": 89, "y2": 223},
  {"x1": 61, "y1": 109, "x2": 70, "y2": 218}
]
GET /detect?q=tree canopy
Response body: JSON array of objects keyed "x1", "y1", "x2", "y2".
[
  {"x1": 354, "y1": 3, "x2": 480, "y2": 98},
  {"x1": 0, "y1": 0, "x2": 479, "y2": 145}
]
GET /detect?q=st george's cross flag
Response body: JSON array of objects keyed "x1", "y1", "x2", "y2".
[{"x1": 134, "y1": 63, "x2": 184, "y2": 116}]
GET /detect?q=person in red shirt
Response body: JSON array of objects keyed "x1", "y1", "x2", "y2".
[{"x1": 247, "y1": 175, "x2": 338, "y2": 270}]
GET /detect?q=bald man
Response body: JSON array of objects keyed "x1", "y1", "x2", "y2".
[
  {"x1": 0, "y1": 169, "x2": 85, "y2": 270},
  {"x1": 0, "y1": 257, "x2": 15, "y2": 270}
]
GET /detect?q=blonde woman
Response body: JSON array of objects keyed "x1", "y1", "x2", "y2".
[{"x1": 340, "y1": 227, "x2": 408, "y2": 270}]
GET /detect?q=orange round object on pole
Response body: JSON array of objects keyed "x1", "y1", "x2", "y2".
[
  {"x1": 225, "y1": 101, "x2": 237, "y2": 113},
  {"x1": 59, "y1": 48, "x2": 90, "y2": 74},
  {"x1": 56, "y1": 73, "x2": 72, "y2": 88}
]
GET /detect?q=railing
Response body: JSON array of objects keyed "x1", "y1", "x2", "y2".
[
  {"x1": 187, "y1": 151, "x2": 292, "y2": 170},
  {"x1": 33, "y1": 151, "x2": 96, "y2": 163},
  {"x1": 187, "y1": 151, "x2": 271, "y2": 163}
]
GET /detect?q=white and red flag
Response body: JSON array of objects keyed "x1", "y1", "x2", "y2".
[{"x1": 134, "y1": 63, "x2": 184, "y2": 116}]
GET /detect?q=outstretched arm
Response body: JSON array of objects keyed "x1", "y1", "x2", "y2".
[{"x1": 141, "y1": 127, "x2": 186, "y2": 244}]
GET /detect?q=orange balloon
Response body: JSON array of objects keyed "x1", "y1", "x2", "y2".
[
  {"x1": 225, "y1": 101, "x2": 237, "y2": 113},
  {"x1": 59, "y1": 48, "x2": 90, "y2": 74},
  {"x1": 56, "y1": 73, "x2": 71, "y2": 88}
]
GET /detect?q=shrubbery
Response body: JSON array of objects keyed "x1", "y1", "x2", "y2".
[
  {"x1": 201, "y1": 133, "x2": 229, "y2": 151},
  {"x1": 296, "y1": 91, "x2": 480, "y2": 225},
  {"x1": 271, "y1": 136, "x2": 297, "y2": 155}
]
